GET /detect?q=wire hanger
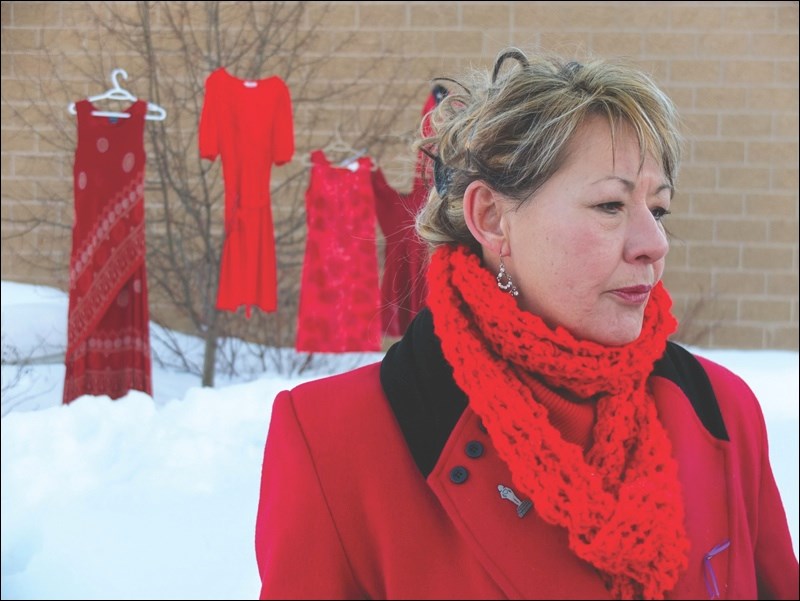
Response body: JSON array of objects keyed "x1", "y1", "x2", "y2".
[
  {"x1": 67, "y1": 68, "x2": 167, "y2": 121},
  {"x1": 324, "y1": 127, "x2": 367, "y2": 168}
]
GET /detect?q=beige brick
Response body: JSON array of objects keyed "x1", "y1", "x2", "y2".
[
  {"x1": 410, "y1": 3, "x2": 459, "y2": 28},
  {"x1": 679, "y1": 166, "x2": 717, "y2": 189},
  {"x1": 693, "y1": 140, "x2": 745, "y2": 163},
  {"x1": 724, "y1": 5, "x2": 778, "y2": 31},
  {"x1": 695, "y1": 86, "x2": 746, "y2": 110},
  {"x1": 668, "y1": 216, "x2": 715, "y2": 242},
  {"x1": 777, "y1": 5, "x2": 800, "y2": 31},
  {"x1": 711, "y1": 325, "x2": 764, "y2": 349},
  {"x1": 752, "y1": 33, "x2": 799, "y2": 56},
  {"x1": 689, "y1": 244, "x2": 742, "y2": 269},
  {"x1": 770, "y1": 113, "x2": 800, "y2": 139},
  {"x1": 1, "y1": 129, "x2": 37, "y2": 152},
  {"x1": 461, "y1": 3, "x2": 510, "y2": 29},
  {"x1": 682, "y1": 113, "x2": 719, "y2": 137},
  {"x1": 749, "y1": 88, "x2": 798, "y2": 111},
  {"x1": 698, "y1": 33, "x2": 749, "y2": 56},
  {"x1": 718, "y1": 167, "x2": 771, "y2": 191},
  {"x1": 768, "y1": 219, "x2": 800, "y2": 244},
  {"x1": 661, "y1": 269, "x2": 713, "y2": 295},
  {"x1": 715, "y1": 219, "x2": 767, "y2": 243},
  {"x1": 14, "y1": 154, "x2": 63, "y2": 178},
  {"x1": 591, "y1": 33, "x2": 643, "y2": 57},
  {"x1": 720, "y1": 114, "x2": 771, "y2": 137},
  {"x1": 748, "y1": 141, "x2": 798, "y2": 165},
  {"x1": 537, "y1": 33, "x2": 591, "y2": 56},
  {"x1": 671, "y1": 60, "x2": 723, "y2": 83},
  {"x1": 2, "y1": 28, "x2": 42, "y2": 51},
  {"x1": 742, "y1": 246, "x2": 794, "y2": 269},
  {"x1": 433, "y1": 30, "x2": 485, "y2": 55},
  {"x1": 771, "y1": 167, "x2": 798, "y2": 191},
  {"x1": 767, "y1": 273, "x2": 799, "y2": 296},
  {"x1": 307, "y1": 2, "x2": 357, "y2": 28},
  {"x1": 740, "y1": 299, "x2": 792, "y2": 322},
  {"x1": 12, "y1": 1, "x2": 62, "y2": 27},
  {"x1": 358, "y1": 3, "x2": 408, "y2": 28},
  {"x1": 645, "y1": 33, "x2": 697, "y2": 57},
  {"x1": 744, "y1": 194, "x2": 797, "y2": 218},
  {"x1": 724, "y1": 60, "x2": 776, "y2": 85},
  {"x1": 714, "y1": 271, "x2": 766, "y2": 295},
  {"x1": 775, "y1": 60, "x2": 800, "y2": 85},
  {"x1": 667, "y1": 241, "x2": 689, "y2": 270},
  {"x1": 671, "y1": 6, "x2": 724, "y2": 31},
  {"x1": 767, "y1": 326, "x2": 800, "y2": 350}
]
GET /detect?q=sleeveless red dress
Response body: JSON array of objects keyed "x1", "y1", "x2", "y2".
[
  {"x1": 63, "y1": 100, "x2": 152, "y2": 404},
  {"x1": 199, "y1": 68, "x2": 294, "y2": 317},
  {"x1": 372, "y1": 91, "x2": 439, "y2": 336},
  {"x1": 295, "y1": 150, "x2": 381, "y2": 352}
]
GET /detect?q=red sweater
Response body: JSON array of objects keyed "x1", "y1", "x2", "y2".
[{"x1": 256, "y1": 320, "x2": 798, "y2": 599}]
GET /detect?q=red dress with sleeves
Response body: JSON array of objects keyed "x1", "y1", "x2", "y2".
[
  {"x1": 199, "y1": 68, "x2": 294, "y2": 316},
  {"x1": 63, "y1": 100, "x2": 152, "y2": 404},
  {"x1": 295, "y1": 151, "x2": 382, "y2": 352}
]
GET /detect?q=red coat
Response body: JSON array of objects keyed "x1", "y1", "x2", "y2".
[{"x1": 256, "y1": 318, "x2": 798, "y2": 599}]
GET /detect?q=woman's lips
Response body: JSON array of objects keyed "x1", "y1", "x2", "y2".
[{"x1": 610, "y1": 285, "x2": 652, "y2": 305}]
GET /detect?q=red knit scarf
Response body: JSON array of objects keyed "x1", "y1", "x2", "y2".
[{"x1": 427, "y1": 244, "x2": 689, "y2": 600}]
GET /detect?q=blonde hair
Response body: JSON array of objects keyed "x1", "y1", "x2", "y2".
[{"x1": 415, "y1": 48, "x2": 683, "y2": 251}]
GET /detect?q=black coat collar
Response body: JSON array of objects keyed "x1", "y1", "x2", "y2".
[{"x1": 379, "y1": 309, "x2": 727, "y2": 478}]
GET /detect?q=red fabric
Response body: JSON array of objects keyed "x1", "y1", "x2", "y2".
[
  {"x1": 372, "y1": 92, "x2": 439, "y2": 336},
  {"x1": 371, "y1": 168, "x2": 428, "y2": 336},
  {"x1": 199, "y1": 68, "x2": 294, "y2": 316},
  {"x1": 295, "y1": 150, "x2": 381, "y2": 352},
  {"x1": 64, "y1": 100, "x2": 152, "y2": 404},
  {"x1": 426, "y1": 245, "x2": 688, "y2": 599},
  {"x1": 256, "y1": 362, "x2": 799, "y2": 599}
]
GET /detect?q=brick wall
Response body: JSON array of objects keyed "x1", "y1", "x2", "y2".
[{"x1": 2, "y1": 1, "x2": 798, "y2": 349}]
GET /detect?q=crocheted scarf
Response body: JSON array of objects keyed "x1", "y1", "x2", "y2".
[{"x1": 427, "y1": 244, "x2": 689, "y2": 600}]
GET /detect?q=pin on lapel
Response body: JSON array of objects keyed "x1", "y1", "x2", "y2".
[{"x1": 498, "y1": 484, "x2": 532, "y2": 518}]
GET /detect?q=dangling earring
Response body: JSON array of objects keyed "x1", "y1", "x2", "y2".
[{"x1": 496, "y1": 255, "x2": 519, "y2": 297}]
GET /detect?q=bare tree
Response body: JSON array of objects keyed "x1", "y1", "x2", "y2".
[{"x1": 2, "y1": 1, "x2": 429, "y2": 386}]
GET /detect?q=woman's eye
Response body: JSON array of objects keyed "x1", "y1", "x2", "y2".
[
  {"x1": 651, "y1": 207, "x2": 672, "y2": 221},
  {"x1": 597, "y1": 201, "x2": 624, "y2": 214}
]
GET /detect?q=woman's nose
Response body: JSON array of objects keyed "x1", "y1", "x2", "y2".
[{"x1": 624, "y1": 204, "x2": 670, "y2": 264}]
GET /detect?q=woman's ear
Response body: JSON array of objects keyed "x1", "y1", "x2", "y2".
[{"x1": 463, "y1": 180, "x2": 506, "y2": 255}]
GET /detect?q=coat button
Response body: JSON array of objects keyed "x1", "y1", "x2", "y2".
[
  {"x1": 465, "y1": 440, "x2": 484, "y2": 458},
  {"x1": 449, "y1": 466, "x2": 469, "y2": 484}
]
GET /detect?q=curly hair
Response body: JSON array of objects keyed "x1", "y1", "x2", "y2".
[{"x1": 415, "y1": 47, "x2": 683, "y2": 252}]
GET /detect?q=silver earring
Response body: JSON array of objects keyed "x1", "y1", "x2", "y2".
[{"x1": 496, "y1": 255, "x2": 519, "y2": 297}]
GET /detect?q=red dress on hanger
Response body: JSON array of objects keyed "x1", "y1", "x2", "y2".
[
  {"x1": 371, "y1": 168, "x2": 429, "y2": 337},
  {"x1": 296, "y1": 150, "x2": 381, "y2": 352},
  {"x1": 372, "y1": 91, "x2": 440, "y2": 336},
  {"x1": 63, "y1": 100, "x2": 152, "y2": 404},
  {"x1": 199, "y1": 68, "x2": 294, "y2": 317}
]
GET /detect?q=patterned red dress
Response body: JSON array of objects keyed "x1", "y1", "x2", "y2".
[
  {"x1": 64, "y1": 99, "x2": 152, "y2": 404},
  {"x1": 295, "y1": 150, "x2": 382, "y2": 352},
  {"x1": 199, "y1": 68, "x2": 294, "y2": 317}
]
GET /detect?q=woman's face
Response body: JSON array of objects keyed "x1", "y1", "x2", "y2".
[{"x1": 503, "y1": 115, "x2": 672, "y2": 346}]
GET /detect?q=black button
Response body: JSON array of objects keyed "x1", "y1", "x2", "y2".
[
  {"x1": 449, "y1": 466, "x2": 469, "y2": 484},
  {"x1": 465, "y1": 440, "x2": 484, "y2": 458}
]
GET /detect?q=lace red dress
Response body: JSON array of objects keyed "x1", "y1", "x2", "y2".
[
  {"x1": 63, "y1": 100, "x2": 152, "y2": 404},
  {"x1": 199, "y1": 68, "x2": 294, "y2": 316},
  {"x1": 295, "y1": 150, "x2": 381, "y2": 352}
]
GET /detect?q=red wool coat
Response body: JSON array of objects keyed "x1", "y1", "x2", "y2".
[{"x1": 256, "y1": 331, "x2": 798, "y2": 599}]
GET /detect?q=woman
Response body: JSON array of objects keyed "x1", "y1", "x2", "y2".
[{"x1": 256, "y1": 49, "x2": 798, "y2": 600}]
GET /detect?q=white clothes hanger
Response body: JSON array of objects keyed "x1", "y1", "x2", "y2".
[
  {"x1": 324, "y1": 128, "x2": 368, "y2": 168},
  {"x1": 68, "y1": 68, "x2": 167, "y2": 121}
]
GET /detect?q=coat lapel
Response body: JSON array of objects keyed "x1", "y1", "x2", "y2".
[{"x1": 427, "y1": 407, "x2": 612, "y2": 600}]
